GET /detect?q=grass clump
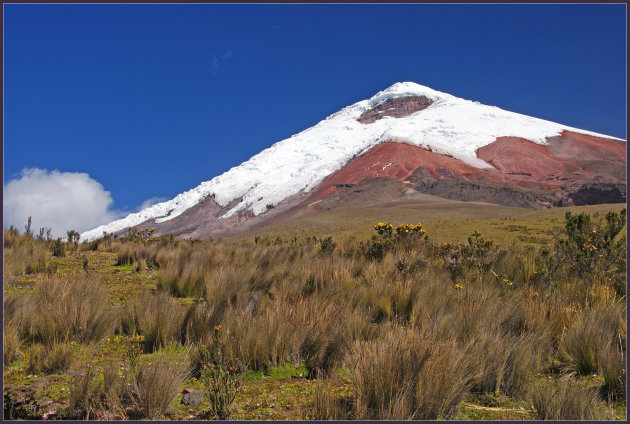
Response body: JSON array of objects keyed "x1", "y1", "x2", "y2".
[
  {"x1": 6, "y1": 276, "x2": 115, "y2": 346},
  {"x1": 3, "y1": 321, "x2": 22, "y2": 365},
  {"x1": 28, "y1": 342, "x2": 74, "y2": 374},
  {"x1": 128, "y1": 358, "x2": 189, "y2": 419},
  {"x1": 529, "y1": 379, "x2": 601, "y2": 420},
  {"x1": 120, "y1": 290, "x2": 186, "y2": 352},
  {"x1": 558, "y1": 302, "x2": 624, "y2": 376}
]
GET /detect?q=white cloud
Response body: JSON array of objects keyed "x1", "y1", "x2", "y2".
[
  {"x1": 3, "y1": 168, "x2": 124, "y2": 238},
  {"x1": 212, "y1": 50, "x2": 233, "y2": 70},
  {"x1": 136, "y1": 196, "x2": 167, "y2": 212}
]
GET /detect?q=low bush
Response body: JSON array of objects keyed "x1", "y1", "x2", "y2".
[
  {"x1": 198, "y1": 326, "x2": 243, "y2": 420},
  {"x1": 318, "y1": 236, "x2": 337, "y2": 255},
  {"x1": 52, "y1": 238, "x2": 66, "y2": 257},
  {"x1": 439, "y1": 231, "x2": 501, "y2": 281}
]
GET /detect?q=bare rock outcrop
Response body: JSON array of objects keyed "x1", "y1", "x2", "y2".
[{"x1": 357, "y1": 96, "x2": 433, "y2": 124}]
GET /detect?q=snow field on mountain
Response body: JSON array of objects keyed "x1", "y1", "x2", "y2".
[{"x1": 80, "y1": 82, "x2": 620, "y2": 241}]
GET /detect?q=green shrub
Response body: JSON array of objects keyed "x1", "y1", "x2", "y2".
[
  {"x1": 318, "y1": 236, "x2": 337, "y2": 255},
  {"x1": 439, "y1": 231, "x2": 500, "y2": 281},
  {"x1": 198, "y1": 326, "x2": 243, "y2": 420},
  {"x1": 555, "y1": 209, "x2": 626, "y2": 285},
  {"x1": 52, "y1": 238, "x2": 65, "y2": 257}
]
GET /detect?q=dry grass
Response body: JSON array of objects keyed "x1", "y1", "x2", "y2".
[
  {"x1": 27, "y1": 342, "x2": 74, "y2": 374},
  {"x1": 128, "y1": 357, "x2": 189, "y2": 419},
  {"x1": 5, "y1": 275, "x2": 115, "y2": 345},
  {"x1": 599, "y1": 338, "x2": 627, "y2": 399},
  {"x1": 414, "y1": 340, "x2": 476, "y2": 419},
  {"x1": 529, "y1": 379, "x2": 601, "y2": 420},
  {"x1": 120, "y1": 291, "x2": 187, "y2": 352},
  {"x1": 2, "y1": 206, "x2": 626, "y2": 420},
  {"x1": 344, "y1": 329, "x2": 432, "y2": 420},
  {"x1": 558, "y1": 302, "x2": 625, "y2": 375},
  {"x1": 310, "y1": 381, "x2": 354, "y2": 420},
  {"x1": 343, "y1": 330, "x2": 475, "y2": 420},
  {"x1": 3, "y1": 322, "x2": 22, "y2": 365}
]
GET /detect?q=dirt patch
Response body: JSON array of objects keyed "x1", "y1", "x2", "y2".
[
  {"x1": 477, "y1": 133, "x2": 626, "y2": 188},
  {"x1": 302, "y1": 132, "x2": 626, "y2": 211},
  {"x1": 304, "y1": 142, "x2": 484, "y2": 203},
  {"x1": 357, "y1": 96, "x2": 433, "y2": 124}
]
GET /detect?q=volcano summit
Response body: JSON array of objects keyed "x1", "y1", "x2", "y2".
[{"x1": 81, "y1": 82, "x2": 626, "y2": 241}]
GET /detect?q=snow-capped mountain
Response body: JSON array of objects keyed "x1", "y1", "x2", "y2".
[{"x1": 81, "y1": 82, "x2": 626, "y2": 241}]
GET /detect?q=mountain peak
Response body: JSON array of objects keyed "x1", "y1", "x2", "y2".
[
  {"x1": 367, "y1": 82, "x2": 453, "y2": 106},
  {"x1": 80, "y1": 82, "x2": 625, "y2": 242}
]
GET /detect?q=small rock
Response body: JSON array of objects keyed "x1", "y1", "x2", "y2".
[{"x1": 181, "y1": 390, "x2": 205, "y2": 406}]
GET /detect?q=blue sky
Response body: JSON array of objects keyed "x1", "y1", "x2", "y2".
[{"x1": 3, "y1": 4, "x2": 627, "y2": 236}]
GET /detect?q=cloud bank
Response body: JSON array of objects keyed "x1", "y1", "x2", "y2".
[{"x1": 3, "y1": 168, "x2": 124, "y2": 238}]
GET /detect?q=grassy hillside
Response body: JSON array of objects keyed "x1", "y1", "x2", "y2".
[
  {"x1": 3, "y1": 203, "x2": 627, "y2": 420},
  {"x1": 239, "y1": 200, "x2": 626, "y2": 246}
]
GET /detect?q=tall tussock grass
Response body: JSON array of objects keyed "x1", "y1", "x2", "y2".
[
  {"x1": 66, "y1": 354, "x2": 188, "y2": 420},
  {"x1": 120, "y1": 291, "x2": 186, "y2": 352},
  {"x1": 154, "y1": 211, "x2": 625, "y2": 395},
  {"x1": 5, "y1": 275, "x2": 114, "y2": 345},
  {"x1": 344, "y1": 329, "x2": 475, "y2": 420},
  {"x1": 3, "y1": 209, "x2": 625, "y2": 420},
  {"x1": 28, "y1": 342, "x2": 74, "y2": 374},
  {"x1": 529, "y1": 379, "x2": 601, "y2": 420},
  {"x1": 470, "y1": 332, "x2": 545, "y2": 397},
  {"x1": 344, "y1": 329, "x2": 432, "y2": 420},
  {"x1": 128, "y1": 358, "x2": 190, "y2": 419},
  {"x1": 310, "y1": 381, "x2": 354, "y2": 420},
  {"x1": 3, "y1": 237, "x2": 56, "y2": 277},
  {"x1": 558, "y1": 302, "x2": 625, "y2": 375},
  {"x1": 598, "y1": 339, "x2": 626, "y2": 399},
  {"x1": 3, "y1": 323, "x2": 22, "y2": 365},
  {"x1": 113, "y1": 242, "x2": 159, "y2": 270}
]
